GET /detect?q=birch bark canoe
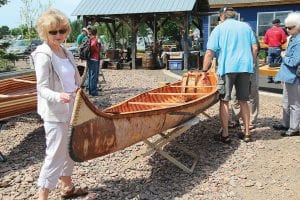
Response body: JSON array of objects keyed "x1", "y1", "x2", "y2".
[{"x1": 69, "y1": 68, "x2": 219, "y2": 162}]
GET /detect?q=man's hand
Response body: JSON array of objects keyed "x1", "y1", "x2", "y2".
[{"x1": 202, "y1": 71, "x2": 208, "y2": 78}]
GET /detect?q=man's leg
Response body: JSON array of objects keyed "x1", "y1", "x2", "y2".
[
  {"x1": 267, "y1": 48, "x2": 275, "y2": 83},
  {"x1": 273, "y1": 48, "x2": 282, "y2": 64},
  {"x1": 249, "y1": 68, "x2": 259, "y2": 125},
  {"x1": 235, "y1": 73, "x2": 251, "y2": 139},
  {"x1": 239, "y1": 100, "x2": 250, "y2": 137},
  {"x1": 220, "y1": 100, "x2": 229, "y2": 137},
  {"x1": 231, "y1": 86, "x2": 241, "y2": 122}
]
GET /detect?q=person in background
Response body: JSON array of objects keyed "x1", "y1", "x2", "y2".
[
  {"x1": 76, "y1": 27, "x2": 88, "y2": 45},
  {"x1": 230, "y1": 32, "x2": 260, "y2": 131},
  {"x1": 202, "y1": 6, "x2": 258, "y2": 143},
  {"x1": 87, "y1": 26, "x2": 101, "y2": 96},
  {"x1": 273, "y1": 12, "x2": 300, "y2": 137},
  {"x1": 31, "y1": 8, "x2": 87, "y2": 200},
  {"x1": 264, "y1": 18, "x2": 287, "y2": 83}
]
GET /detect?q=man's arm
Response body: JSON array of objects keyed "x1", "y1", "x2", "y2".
[
  {"x1": 202, "y1": 49, "x2": 215, "y2": 72},
  {"x1": 252, "y1": 43, "x2": 258, "y2": 65}
]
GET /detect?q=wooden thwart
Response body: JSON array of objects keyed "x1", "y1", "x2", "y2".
[{"x1": 121, "y1": 112, "x2": 211, "y2": 173}]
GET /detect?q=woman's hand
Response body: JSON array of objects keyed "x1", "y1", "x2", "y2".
[{"x1": 59, "y1": 92, "x2": 71, "y2": 103}]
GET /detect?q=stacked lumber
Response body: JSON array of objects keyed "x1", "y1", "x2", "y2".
[{"x1": 0, "y1": 74, "x2": 37, "y2": 119}]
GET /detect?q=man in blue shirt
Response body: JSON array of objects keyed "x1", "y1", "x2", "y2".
[{"x1": 202, "y1": 7, "x2": 258, "y2": 143}]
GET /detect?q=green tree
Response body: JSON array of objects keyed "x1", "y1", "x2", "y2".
[
  {"x1": 68, "y1": 19, "x2": 83, "y2": 43},
  {"x1": 10, "y1": 27, "x2": 23, "y2": 37},
  {"x1": 20, "y1": 0, "x2": 53, "y2": 39},
  {"x1": 0, "y1": 0, "x2": 8, "y2": 7},
  {"x1": 0, "y1": 26, "x2": 10, "y2": 38},
  {"x1": 138, "y1": 23, "x2": 148, "y2": 37},
  {"x1": 160, "y1": 20, "x2": 180, "y2": 42}
]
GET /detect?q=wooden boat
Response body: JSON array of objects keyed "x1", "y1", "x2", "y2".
[
  {"x1": 259, "y1": 64, "x2": 280, "y2": 77},
  {"x1": 0, "y1": 74, "x2": 37, "y2": 120},
  {"x1": 69, "y1": 66, "x2": 219, "y2": 162},
  {"x1": 0, "y1": 65, "x2": 85, "y2": 120}
]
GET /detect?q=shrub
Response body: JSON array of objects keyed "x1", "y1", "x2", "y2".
[{"x1": 0, "y1": 58, "x2": 15, "y2": 72}]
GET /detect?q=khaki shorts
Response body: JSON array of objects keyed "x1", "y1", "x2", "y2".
[{"x1": 218, "y1": 73, "x2": 251, "y2": 101}]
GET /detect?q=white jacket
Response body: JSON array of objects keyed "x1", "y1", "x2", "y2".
[{"x1": 31, "y1": 42, "x2": 81, "y2": 122}]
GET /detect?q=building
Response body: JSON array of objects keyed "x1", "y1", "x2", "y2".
[{"x1": 202, "y1": 0, "x2": 300, "y2": 50}]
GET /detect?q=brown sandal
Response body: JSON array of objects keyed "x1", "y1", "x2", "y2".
[{"x1": 61, "y1": 186, "x2": 88, "y2": 199}]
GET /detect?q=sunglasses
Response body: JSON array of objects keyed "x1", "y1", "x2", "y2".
[
  {"x1": 48, "y1": 29, "x2": 67, "y2": 35},
  {"x1": 285, "y1": 26, "x2": 295, "y2": 30}
]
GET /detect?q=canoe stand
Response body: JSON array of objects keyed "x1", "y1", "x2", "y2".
[{"x1": 121, "y1": 112, "x2": 212, "y2": 173}]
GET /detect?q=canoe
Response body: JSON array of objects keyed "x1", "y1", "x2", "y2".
[
  {"x1": 0, "y1": 74, "x2": 37, "y2": 119},
  {"x1": 0, "y1": 65, "x2": 85, "y2": 120},
  {"x1": 259, "y1": 64, "x2": 280, "y2": 77},
  {"x1": 69, "y1": 67, "x2": 219, "y2": 162}
]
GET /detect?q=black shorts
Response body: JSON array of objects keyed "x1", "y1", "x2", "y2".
[{"x1": 218, "y1": 73, "x2": 251, "y2": 101}]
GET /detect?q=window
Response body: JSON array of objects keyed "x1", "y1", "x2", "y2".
[
  {"x1": 209, "y1": 14, "x2": 220, "y2": 35},
  {"x1": 257, "y1": 11, "x2": 291, "y2": 37}
]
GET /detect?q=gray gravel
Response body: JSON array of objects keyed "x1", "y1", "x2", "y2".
[{"x1": 1, "y1": 69, "x2": 300, "y2": 200}]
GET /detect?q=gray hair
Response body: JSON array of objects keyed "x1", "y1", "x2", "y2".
[
  {"x1": 223, "y1": 10, "x2": 236, "y2": 19},
  {"x1": 285, "y1": 12, "x2": 300, "y2": 31}
]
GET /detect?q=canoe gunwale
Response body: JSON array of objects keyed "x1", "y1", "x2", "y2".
[{"x1": 75, "y1": 84, "x2": 218, "y2": 119}]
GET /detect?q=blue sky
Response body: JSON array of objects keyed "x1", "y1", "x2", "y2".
[{"x1": 0, "y1": 0, "x2": 81, "y2": 28}]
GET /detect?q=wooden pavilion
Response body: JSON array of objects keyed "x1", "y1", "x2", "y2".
[{"x1": 72, "y1": 0, "x2": 211, "y2": 70}]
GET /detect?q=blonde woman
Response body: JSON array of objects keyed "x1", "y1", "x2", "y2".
[{"x1": 32, "y1": 9, "x2": 87, "y2": 199}]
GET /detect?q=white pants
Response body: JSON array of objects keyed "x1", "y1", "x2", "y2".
[
  {"x1": 283, "y1": 83, "x2": 300, "y2": 132},
  {"x1": 37, "y1": 98, "x2": 75, "y2": 190}
]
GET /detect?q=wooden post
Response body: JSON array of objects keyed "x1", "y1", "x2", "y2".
[
  {"x1": 131, "y1": 17, "x2": 138, "y2": 69},
  {"x1": 183, "y1": 14, "x2": 189, "y2": 71}
]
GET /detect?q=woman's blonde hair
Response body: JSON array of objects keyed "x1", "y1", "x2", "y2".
[{"x1": 36, "y1": 8, "x2": 71, "y2": 40}]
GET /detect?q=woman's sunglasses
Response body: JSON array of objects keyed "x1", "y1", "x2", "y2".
[
  {"x1": 285, "y1": 26, "x2": 295, "y2": 30},
  {"x1": 48, "y1": 29, "x2": 67, "y2": 35}
]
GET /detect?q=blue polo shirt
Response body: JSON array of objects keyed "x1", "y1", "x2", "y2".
[{"x1": 207, "y1": 19, "x2": 257, "y2": 76}]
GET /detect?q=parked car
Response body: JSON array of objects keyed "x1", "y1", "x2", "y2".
[
  {"x1": 6, "y1": 39, "x2": 43, "y2": 58},
  {"x1": 67, "y1": 43, "x2": 79, "y2": 58},
  {"x1": 27, "y1": 39, "x2": 43, "y2": 54},
  {"x1": 6, "y1": 39, "x2": 30, "y2": 58}
]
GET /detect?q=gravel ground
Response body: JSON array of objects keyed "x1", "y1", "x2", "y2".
[{"x1": 0, "y1": 69, "x2": 300, "y2": 200}]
